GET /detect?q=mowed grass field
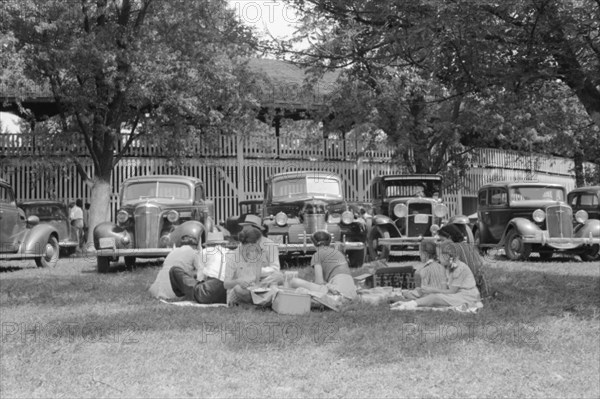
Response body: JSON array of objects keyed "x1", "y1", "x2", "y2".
[{"x1": 1, "y1": 252, "x2": 599, "y2": 399}]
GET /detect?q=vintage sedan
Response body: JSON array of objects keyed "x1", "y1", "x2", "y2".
[
  {"x1": 93, "y1": 175, "x2": 221, "y2": 273},
  {"x1": 473, "y1": 181, "x2": 600, "y2": 260},
  {"x1": 367, "y1": 174, "x2": 471, "y2": 260},
  {"x1": 0, "y1": 179, "x2": 60, "y2": 267},
  {"x1": 18, "y1": 200, "x2": 79, "y2": 256},
  {"x1": 567, "y1": 186, "x2": 600, "y2": 260},
  {"x1": 258, "y1": 171, "x2": 367, "y2": 267}
]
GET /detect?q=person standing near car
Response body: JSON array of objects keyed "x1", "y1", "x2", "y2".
[{"x1": 69, "y1": 199, "x2": 84, "y2": 250}]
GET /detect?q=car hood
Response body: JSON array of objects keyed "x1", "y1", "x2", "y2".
[{"x1": 265, "y1": 197, "x2": 347, "y2": 217}]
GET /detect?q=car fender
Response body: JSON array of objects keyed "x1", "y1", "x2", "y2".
[
  {"x1": 93, "y1": 222, "x2": 131, "y2": 249},
  {"x1": 574, "y1": 219, "x2": 600, "y2": 239},
  {"x1": 370, "y1": 215, "x2": 401, "y2": 237},
  {"x1": 501, "y1": 217, "x2": 541, "y2": 243},
  {"x1": 448, "y1": 214, "x2": 470, "y2": 225},
  {"x1": 21, "y1": 224, "x2": 58, "y2": 255},
  {"x1": 170, "y1": 220, "x2": 206, "y2": 247}
]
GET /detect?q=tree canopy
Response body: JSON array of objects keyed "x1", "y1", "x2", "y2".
[
  {"x1": 280, "y1": 0, "x2": 599, "y2": 184},
  {"x1": 1, "y1": 0, "x2": 262, "y2": 241}
]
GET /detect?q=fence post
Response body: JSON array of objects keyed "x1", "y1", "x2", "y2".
[
  {"x1": 237, "y1": 132, "x2": 245, "y2": 202},
  {"x1": 357, "y1": 156, "x2": 364, "y2": 201}
]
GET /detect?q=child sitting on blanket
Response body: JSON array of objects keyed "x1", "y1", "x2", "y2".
[
  {"x1": 403, "y1": 240, "x2": 447, "y2": 300},
  {"x1": 290, "y1": 230, "x2": 357, "y2": 300}
]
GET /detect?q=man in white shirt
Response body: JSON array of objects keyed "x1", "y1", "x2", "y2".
[
  {"x1": 69, "y1": 199, "x2": 84, "y2": 249},
  {"x1": 168, "y1": 231, "x2": 229, "y2": 304}
]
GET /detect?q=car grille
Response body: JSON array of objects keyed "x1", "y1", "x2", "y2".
[
  {"x1": 134, "y1": 205, "x2": 161, "y2": 248},
  {"x1": 546, "y1": 204, "x2": 573, "y2": 238},
  {"x1": 304, "y1": 214, "x2": 326, "y2": 234}
]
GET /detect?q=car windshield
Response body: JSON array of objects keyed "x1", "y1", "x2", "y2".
[
  {"x1": 23, "y1": 205, "x2": 66, "y2": 220},
  {"x1": 272, "y1": 177, "x2": 342, "y2": 199},
  {"x1": 122, "y1": 182, "x2": 191, "y2": 203},
  {"x1": 510, "y1": 186, "x2": 565, "y2": 202},
  {"x1": 384, "y1": 180, "x2": 441, "y2": 198}
]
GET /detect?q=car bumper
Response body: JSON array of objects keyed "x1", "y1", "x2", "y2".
[
  {"x1": 95, "y1": 248, "x2": 173, "y2": 258},
  {"x1": 275, "y1": 242, "x2": 366, "y2": 254},
  {"x1": 378, "y1": 237, "x2": 436, "y2": 246},
  {"x1": 522, "y1": 232, "x2": 600, "y2": 248}
]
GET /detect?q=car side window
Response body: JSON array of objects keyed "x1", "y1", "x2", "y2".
[
  {"x1": 569, "y1": 195, "x2": 579, "y2": 206},
  {"x1": 478, "y1": 190, "x2": 487, "y2": 206},
  {"x1": 194, "y1": 186, "x2": 204, "y2": 203},
  {"x1": 490, "y1": 188, "x2": 507, "y2": 206},
  {"x1": 0, "y1": 186, "x2": 15, "y2": 205},
  {"x1": 581, "y1": 194, "x2": 597, "y2": 206}
]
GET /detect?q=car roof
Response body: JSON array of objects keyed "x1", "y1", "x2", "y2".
[
  {"x1": 479, "y1": 181, "x2": 566, "y2": 190},
  {"x1": 568, "y1": 186, "x2": 600, "y2": 194},
  {"x1": 372, "y1": 174, "x2": 443, "y2": 183},
  {"x1": 18, "y1": 200, "x2": 66, "y2": 206},
  {"x1": 269, "y1": 171, "x2": 342, "y2": 181},
  {"x1": 123, "y1": 175, "x2": 204, "y2": 185}
]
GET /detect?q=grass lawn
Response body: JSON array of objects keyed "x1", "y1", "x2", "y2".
[{"x1": 1, "y1": 253, "x2": 599, "y2": 398}]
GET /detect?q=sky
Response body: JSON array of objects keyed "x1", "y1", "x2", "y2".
[{"x1": 228, "y1": 0, "x2": 301, "y2": 41}]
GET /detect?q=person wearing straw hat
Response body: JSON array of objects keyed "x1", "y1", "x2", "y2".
[
  {"x1": 237, "y1": 214, "x2": 282, "y2": 286},
  {"x1": 167, "y1": 231, "x2": 229, "y2": 304}
]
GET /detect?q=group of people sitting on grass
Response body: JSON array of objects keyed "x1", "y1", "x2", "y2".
[{"x1": 149, "y1": 215, "x2": 484, "y2": 310}]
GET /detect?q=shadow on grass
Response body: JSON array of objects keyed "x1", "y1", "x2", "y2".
[{"x1": 1, "y1": 258, "x2": 598, "y2": 366}]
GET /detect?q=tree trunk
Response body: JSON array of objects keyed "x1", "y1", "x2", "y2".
[{"x1": 86, "y1": 178, "x2": 112, "y2": 249}]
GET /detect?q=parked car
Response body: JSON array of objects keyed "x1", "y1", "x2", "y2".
[
  {"x1": 18, "y1": 200, "x2": 79, "y2": 256},
  {"x1": 0, "y1": 179, "x2": 60, "y2": 267},
  {"x1": 472, "y1": 181, "x2": 600, "y2": 260},
  {"x1": 93, "y1": 175, "x2": 223, "y2": 273},
  {"x1": 251, "y1": 171, "x2": 367, "y2": 267},
  {"x1": 366, "y1": 174, "x2": 471, "y2": 260},
  {"x1": 567, "y1": 186, "x2": 600, "y2": 260},
  {"x1": 223, "y1": 199, "x2": 263, "y2": 241}
]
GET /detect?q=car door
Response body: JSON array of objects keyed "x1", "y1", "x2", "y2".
[
  {"x1": 0, "y1": 184, "x2": 21, "y2": 252},
  {"x1": 487, "y1": 187, "x2": 509, "y2": 242}
]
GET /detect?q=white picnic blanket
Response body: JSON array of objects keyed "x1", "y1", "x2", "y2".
[{"x1": 159, "y1": 299, "x2": 228, "y2": 308}]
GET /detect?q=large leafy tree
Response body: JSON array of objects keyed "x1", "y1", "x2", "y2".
[
  {"x1": 1, "y1": 0, "x2": 260, "y2": 243},
  {"x1": 281, "y1": 0, "x2": 599, "y2": 184}
]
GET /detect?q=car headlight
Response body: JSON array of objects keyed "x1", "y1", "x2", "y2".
[
  {"x1": 532, "y1": 209, "x2": 546, "y2": 223},
  {"x1": 341, "y1": 211, "x2": 354, "y2": 225},
  {"x1": 116, "y1": 210, "x2": 129, "y2": 224},
  {"x1": 275, "y1": 212, "x2": 288, "y2": 226},
  {"x1": 433, "y1": 204, "x2": 448, "y2": 218},
  {"x1": 575, "y1": 210, "x2": 588, "y2": 224},
  {"x1": 166, "y1": 210, "x2": 179, "y2": 223},
  {"x1": 393, "y1": 204, "x2": 408, "y2": 218}
]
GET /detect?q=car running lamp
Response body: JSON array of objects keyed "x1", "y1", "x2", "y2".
[
  {"x1": 393, "y1": 204, "x2": 408, "y2": 218},
  {"x1": 532, "y1": 209, "x2": 545, "y2": 223},
  {"x1": 575, "y1": 210, "x2": 589, "y2": 224},
  {"x1": 166, "y1": 210, "x2": 179, "y2": 223},
  {"x1": 275, "y1": 212, "x2": 288, "y2": 226},
  {"x1": 341, "y1": 211, "x2": 354, "y2": 225},
  {"x1": 433, "y1": 203, "x2": 448, "y2": 218},
  {"x1": 116, "y1": 210, "x2": 129, "y2": 224}
]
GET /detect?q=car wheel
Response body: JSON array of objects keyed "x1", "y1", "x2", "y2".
[
  {"x1": 504, "y1": 230, "x2": 532, "y2": 261},
  {"x1": 347, "y1": 249, "x2": 366, "y2": 268},
  {"x1": 368, "y1": 228, "x2": 390, "y2": 261},
  {"x1": 124, "y1": 256, "x2": 136, "y2": 268},
  {"x1": 97, "y1": 257, "x2": 111, "y2": 273},
  {"x1": 581, "y1": 245, "x2": 600, "y2": 262},
  {"x1": 35, "y1": 236, "x2": 59, "y2": 268}
]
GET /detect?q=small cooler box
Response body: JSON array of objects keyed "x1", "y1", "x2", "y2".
[{"x1": 272, "y1": 289, "x2": 311, "y2": 315}]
